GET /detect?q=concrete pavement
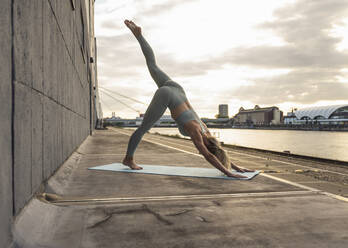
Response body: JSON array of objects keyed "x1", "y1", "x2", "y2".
[{"x1": 13, "y1": 128, "x2": 348, "y2": 247}]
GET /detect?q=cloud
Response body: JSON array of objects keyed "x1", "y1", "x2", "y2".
[
  {"x1": 222, "y1": 0, "x2": 348, "y2": 69},
  {"x1": 100, "y1": 20, "x2": 123, "y2": 30},
  {"x1": 97, "y1": 34, "x2": 144, "y2": 80},
  {"x1": 215, "y1": 44, "x2": 348, "y2": 69},
  {"x1": 214, "y1": 0, "x2": 348, "y2": 105},
  {"x1": 136, "y1": 0, "x2": 196, "y2": 17},
  {"x1": 228, "y1": 69, "x2": 348, "y2": 105},
  {"x1": 97, "y1": 33, "x2": 222, "y2": 82},
  {"x1": 98, "y1": 0, "x2": 200, "y2": 32},
  {"x1": 96, "y1": 0, "x2": 348, "y2": 117}
]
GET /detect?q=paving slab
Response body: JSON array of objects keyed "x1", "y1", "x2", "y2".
[
  {"x1": 271, "y1": 173, "x2": 319, "y2": 183},
  {"x1": 14, "y1": 193, "x2": 348, "y2": 248},
  {"x1": 300, "y1": 181, "x2": 348, "y2": 197},
  {"x1": 14, "y1": 129, "x2": 348, "y2": 247},
  {"x1": 46, "y1": 130, "x2": 303, "y2": 199},
  {"x1": 135, "y1": 129, "x2": 348, "y2": 197}
]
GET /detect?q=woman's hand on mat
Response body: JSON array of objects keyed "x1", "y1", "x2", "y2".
[
  {"x1": 226, "y1": 171, "x2": 248, "y2": 178},
  {"x1": 231, "y1": 163, "x2": 255, "y2": 173},
  {"x1": 236, "y1": 167, "x2": 255, "y2": 173}
]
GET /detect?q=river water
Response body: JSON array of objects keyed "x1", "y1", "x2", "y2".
[{"x1": 148, "y1": 128, "x2": 348, "y2": 162}]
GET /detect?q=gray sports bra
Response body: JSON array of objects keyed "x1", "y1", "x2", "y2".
[
  {"x1": 175, "y1": 109, "x2": 206, "y2": 137},
  {"x1": 163, "y1": 80, "x2": 206, "y2": 136}
]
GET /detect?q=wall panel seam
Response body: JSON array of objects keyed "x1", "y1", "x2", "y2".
[
  {"x1": 14, "y1": 80, "x2": 87, "y2": 120},
  {"x1": 10, "y1": 0, "x2": 15, "y2": 217},
  {"x1": 47, "y1": 0, "x2": 87, "y2": 90},
  {"x1": 42, "y1": 0, "x2": 45, "y2": 183}
]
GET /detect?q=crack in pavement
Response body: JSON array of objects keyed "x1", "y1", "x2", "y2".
[
  {"x1": 142, "y1": 204, "x2": 173, "y2": 225},
  {"x1": 87, "y1": 205, "x2": 173, "y2": 229},
  {"x1": 165, "y1": 209, "x2": 193, "y2": 216}
]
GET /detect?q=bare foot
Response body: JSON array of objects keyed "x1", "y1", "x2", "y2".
[
  {"x1": 122, "y1": 157, "x2": 143, "y2": 170},
  {"x1": 124, "y1": 19, "x2": 142, "y2": 37}
]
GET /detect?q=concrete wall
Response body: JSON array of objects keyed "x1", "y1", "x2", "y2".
[
  {"x1": 0, "y1": 1, "x2": 13, "y2": 247},
  {"x1": 1, "y1": 1, "x2": 97, "y2": 247}
]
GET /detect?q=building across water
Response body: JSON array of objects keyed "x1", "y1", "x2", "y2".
[
  {"x1": 233, "y1": 105, "x2": 283, "y2": 126},
  {"x1": 105, "y1": 114, "x2": 231, "y2": 127},
  {"x1": 105, "y1": 115, "x2": 176, "y2": 127},
  {"x1": 284, "y1": 104, "x2": 348, "y2": 125},
  {"x1": 218, "y1": 104, "x2": 229, "y2": 118}
]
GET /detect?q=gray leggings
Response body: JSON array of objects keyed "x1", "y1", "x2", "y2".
[{"x1": 126, "y1": 35, "x2": 186, "y2": 156}]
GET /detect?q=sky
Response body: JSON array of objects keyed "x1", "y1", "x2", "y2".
[{"x1": 95, "y1": 0, "x2": 348, "y2": 118}]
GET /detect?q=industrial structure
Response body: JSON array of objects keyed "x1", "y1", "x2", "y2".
[
  {"x1": 218, "y1": 104, "x2": 229, "y2": 118},
  {"x1": 105, "y1": 114, "x2": 232, "y2": 128},
  {"x1": 233, "y1": 105, "x2": 283, "y2": 126},
  {"x1": 106, "y1": 115, "x2": 176, "y2": 127},
  {"x1": 0, "y1": 1, "x2": 101, "y2": 247},
  {"x1": 284, "y1": 105, "x2": 348, "y2": 125}
]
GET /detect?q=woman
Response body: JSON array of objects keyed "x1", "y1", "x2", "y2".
[{"x1": 122, "y1": 20, "x2": 253, "y2": 178}]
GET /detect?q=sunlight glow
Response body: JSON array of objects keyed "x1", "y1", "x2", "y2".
[
  {"x1": 330, "y1": 18, "x2": 348, "y2": 52},
  {"x1": 95, "y1": 0, "x2": 348, "y2": 118}
]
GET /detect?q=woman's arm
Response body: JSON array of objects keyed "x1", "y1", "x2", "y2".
[
  {"x1": 190, "y1": 130, "x2": 247, "y2": 178},
  {"x1": 231, "y1": 162, "x2": 255, "y2": 172}
]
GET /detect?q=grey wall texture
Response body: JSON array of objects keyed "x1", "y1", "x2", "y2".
[
  {"x1": 0, "y1": 1, "x2": 97, "y2": 247},
  {"x1": 0, "y1": 0, "x2": 13, "y2": 247}
]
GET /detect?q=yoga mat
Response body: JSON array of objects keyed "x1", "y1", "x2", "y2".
[{"x1": 89, "y1": 163, "x2": 260, "y2": 180}]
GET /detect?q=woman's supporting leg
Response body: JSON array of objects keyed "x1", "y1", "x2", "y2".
[
  {"x1": 136, "y1": 35, "x2": 171, "y2": 88},
  {"x1": 125, "y1": 87, "x2": 171, "y2": 158}
]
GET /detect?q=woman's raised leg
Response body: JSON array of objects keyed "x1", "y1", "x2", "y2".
[{"x1": 124, "y1": 20, "x2": 171, "y2": 88}]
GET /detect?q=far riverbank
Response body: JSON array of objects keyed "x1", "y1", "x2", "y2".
[{"x1": 145, "y1": 127, "x2": 348, "y2": 163}]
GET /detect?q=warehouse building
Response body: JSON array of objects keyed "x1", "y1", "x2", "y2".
[{"x1": 234, "y1": 105, "x2": 283, "y2": 126}]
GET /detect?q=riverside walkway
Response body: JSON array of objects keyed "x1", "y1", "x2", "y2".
[{"x1": 14, "y1": 128, "x2": 348, "y2": 247}]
